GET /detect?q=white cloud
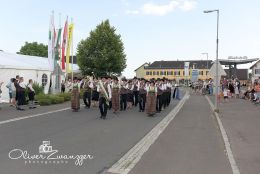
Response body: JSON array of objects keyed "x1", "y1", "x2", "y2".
[
  {"x1": 125, "y1": 10, "x2": 140, "y2": 15},
  {"x1": 125, "y1": 0, "x2": 197, "y2": 16},
  {"x1": 142, "y1": 1, "x2": 180, "y2": 16},
  {"x1": 179, "y1": 0, "x2": 197, "y2": 11}
]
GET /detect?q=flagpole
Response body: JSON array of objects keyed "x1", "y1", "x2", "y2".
[{"x1": 71, "y1": 18, "x2": 74, "y2": 81}]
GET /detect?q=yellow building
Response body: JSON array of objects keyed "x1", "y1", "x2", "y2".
[
  {"x1": 134, "y1": 62, "x2": 149, "y2": 79},
  {"x1": 135, "y1": 60, "x2": 213, "y2": 81}
]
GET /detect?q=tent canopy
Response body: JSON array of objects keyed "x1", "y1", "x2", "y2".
[{"x1": 0, "y1": 51, "x2": 51, "y2": 71}]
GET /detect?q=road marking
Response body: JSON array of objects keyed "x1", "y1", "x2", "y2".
[
  {"x1": 106, "y1": 92, "x2": 190, "y2": 174},
  {"x1": 0, "y1": 107, "x2": 70, "y2": 125},
  {"x1": 205, "y1": 95, "x2": 240, "y2": 174}
]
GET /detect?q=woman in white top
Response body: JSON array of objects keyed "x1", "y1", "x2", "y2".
[{"x1": 28, "y1": 79, "x2": 36, "y2": 109}]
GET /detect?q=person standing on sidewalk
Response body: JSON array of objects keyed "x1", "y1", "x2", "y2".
[
  {"x1": 27, "y1": 79, "x2": 36, "y2": 109},
  {"x1": 132, "y1": 77, "x2": 139, "y2": 107},
  {"x1": 17, "y1": 77, "x2": 26, "y2": 111}
]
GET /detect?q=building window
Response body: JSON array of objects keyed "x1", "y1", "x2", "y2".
[
  {"x1": 160, "y1": 71, "x2": 163, "y2": 75},
  {"x1": 42, "y1": 74, "x2": 48, "y2": 87},
  {"x1": 167, "y1": 71, "x2": 173, "y2": 75},
  {"x1": 150, "y1": 71, "x2": 152, "y2": 75},
  {"x1": 255, "y1": 69, "x2": 260, "y2": 74},
  {"x1": 164, "y1": 71, "x2": 167, "y2": 75},
  {"x1": 146, "y1": 71, "x2": 150, "y2": 75},
  {"x1": 174, "y1": 71, "x2": 180, "y2": 76},
  {"x1": 153, "y1": 71, "x2": 156, "y2": 75},
  {"x1": 157, "y1": 71, "x2": 159, "y2": 75},
  {"x1": 199, "y1": 71, "x2": 204, "y2": 76}
]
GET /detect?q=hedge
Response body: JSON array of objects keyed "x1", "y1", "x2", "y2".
[{"x1": 36, "y1": 93, "x2": 70, "y2": 106}]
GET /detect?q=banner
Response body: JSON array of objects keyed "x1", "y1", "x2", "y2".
[
  {"x1": 61, "y1": 19, "x2": 68, "y2": 70},
  {"x1": 184, "y1": 62, "x2": 190, "y2": 77},
  {"x1": 55, "y1": 28, "x2": 62, "y2": 61},
  {"x1": 66, "y1": 23, "x2": 74, "y2": 73},
  {"x1": 48, "y1": 13, "x2": 55, "y2": 71},
  {"x1": 191, "y1": 69, "x2": 199, "y2": 82}
]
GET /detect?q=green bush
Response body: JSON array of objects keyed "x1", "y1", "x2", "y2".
[
  {"x1": 57, "y1": 93, "x2": 71, "y2": 101},
  {"x1": 38, "y1": 98, "x2": 52, "y2": 106},
  {"x1": 32, "y1": 82, "x2": 44, "y2": 95}
]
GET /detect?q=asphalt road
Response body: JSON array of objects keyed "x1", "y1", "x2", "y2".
[
  {"x1": 129, "y1": 94, "x2": 232, "y2": 174},
  {"x1": 0, "y1": 99, "x2": 180, "y2": 174}
]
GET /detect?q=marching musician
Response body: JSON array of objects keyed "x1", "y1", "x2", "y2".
[
  {"x1": 156, "y1": 79, "x2": 164, "y2": 113},
  {"x1": 132, "y1": 77, "x2": 139, "y2": 107},
  {"x1": 120, "y1": 78, "x2": 128, "y2": 111},
  {"x1": 111, "y1": 77, "x2": 120, "y2": 113},
  {"x1": 138, "y1": 78, "x2": 146, "y2": 112},
  {"x1": 146, "y1": 80, "x2": 157, "y2": 116},
  {"x1": 71, "y1": 77, "x2": 80, "y2": 112},
  {"x1": 97, "y1": 75, "x2": 111, "y2": 119},
  {"x1": 82, "y1": 77, "x2": 93, "y2": 109},
  {"x1": 126, "y1": 80, "x2": 134, "y2": 109}
]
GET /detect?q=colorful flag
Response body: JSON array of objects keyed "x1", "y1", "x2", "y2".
[
  {"x1": 55, "y1": 28, "x2": 62, "y2": 61},
  {"x1": 66, "y1": 23, "x2": 74, "y2": 73},
  {"x1": 61, "y1": 18, "x2": 68, "y2": 70},
  {"x1": 48, "y1": 13, "x2": 55, "y2": 71}
]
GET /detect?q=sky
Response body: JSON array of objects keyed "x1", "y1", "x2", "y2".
[{"x1": 0, "y1": 0, "x2": 260, "y2": 77}]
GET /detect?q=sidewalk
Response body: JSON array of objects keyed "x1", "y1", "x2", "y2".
[
  {"x1": 129, "y1": 94, "x2": 232, "y2": 174},
  {"x1": 212, "y1": 97, "x2": 260, "y2": 174}
]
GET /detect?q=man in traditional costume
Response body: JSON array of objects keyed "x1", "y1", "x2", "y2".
[
  {"x1": 97, "y1": 76, "x2": 111, "y2": 119},
  {"x1": 82, "y1": 77, "x2": 93, "y2": 108},
  {"x1": 120, "y1": 78, "x2": 128, "y2": 111},
  {"x1": 138, "y1": 78, "x2": 146, "y2": 112}
]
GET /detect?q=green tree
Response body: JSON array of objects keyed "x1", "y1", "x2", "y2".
[
  {"x1": 18, "y1": 42, "x2": 48, "y2": 57},
  {"x1": 77, "y1": 19, "x2": 126, "y2": 77}
]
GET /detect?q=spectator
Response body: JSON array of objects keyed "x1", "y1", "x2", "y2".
[
  {"x1": 27, "y1": 79, "x2": 36, "y2": 109},
  {"x1": 5, "y1": 78, "x2": 13, "y2": 105},
  {"x1": 61, "y1": 80, "x2": 65, "y2": 93}
]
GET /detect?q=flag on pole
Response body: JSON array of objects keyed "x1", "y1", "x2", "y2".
[
  {"x1": 61, "y1": 18, "x2": 68, "y2": 70},
  {"x1": 48, "y1": 13, "x2": 55, "y2": 71},
  {"x1": 66, "y1": 23, "x2": 74, "y2": 73},
  {"x1": 55, "y1": 28, "x2": 62, "y2": 61}
]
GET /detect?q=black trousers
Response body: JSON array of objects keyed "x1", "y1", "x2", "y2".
[
  {"x1": 133, "y1": 91, "x2": 139, "y2": 106},
  {"x1": 162, "y1": 92, "x2": 167, "y2": 109},
  {"x1": 120, "y1": 94, "x2": 127, "y2": 110},
  {"x1": 99, "y1": 97, "x2": 108, "y2": 117},
  {"x1": 167, "y1": 91, "x2": 171, "y2": 106},
  {"x1": 83, "y1": 91, "x2": 91, "y2": 108},
  {"x1": 17, "y1": 91, "x2": 26, "y2": 106},
  {"x1": 156, "y1": 95, "x2": 162, "y2": 111},
  {"x1": 139, "y1": 93, "x2": 146, "y2": 111}
]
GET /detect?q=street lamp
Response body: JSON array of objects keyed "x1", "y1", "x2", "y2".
[
  {"x1": 202, "y1": 52, "x2": 209, "y2": 79},
  {"x1": 204, "y1": 9, "x2": 219, "y2": 112}
]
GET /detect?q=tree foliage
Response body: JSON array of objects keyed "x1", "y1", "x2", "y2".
[
  {"x1": 18, "y1": 42, "x2": 48, "y2": 57},
  {"x1": 77, "y1": 19, "x2": 126, "y2": 77}
]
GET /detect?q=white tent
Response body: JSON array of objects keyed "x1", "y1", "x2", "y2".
[{"x1": 0, "y1": 51, "x2": 52, "y2": 102}]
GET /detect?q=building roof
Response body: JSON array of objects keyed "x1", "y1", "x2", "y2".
[
  {"x1": 219, "y1": 58, "x2": 259, "y2": 65},
  {"x1": 145, "y1": 60, "x2": 213, "y2": 69},
  {"x1": 134, "y1": 62, "x2": 149, "y2": 71},
  {"x1": 250, "y1": 59, "x2": 260, "y2": 69}
]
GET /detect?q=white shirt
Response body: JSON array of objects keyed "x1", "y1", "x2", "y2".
[
  {"x1": 27, "y1": 83, "x2": 35, "y2": 92},
  {"x1": 19, "y1": 82, "x2": 26, "y2": 89}
]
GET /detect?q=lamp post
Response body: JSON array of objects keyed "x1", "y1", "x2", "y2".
[{"x1": 204, "y1": 9, "x2": 219, "y2": 112}]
